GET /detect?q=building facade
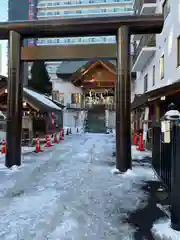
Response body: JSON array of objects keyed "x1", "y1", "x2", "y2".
[
  {"x1": 0, "y1": 44, "x2": 3, "y2": 74},
  {"x1": 0, "y1": 0, "x2": 8, "y2": 76},
  {"x1": 36, "y1": 0, "x2": 133, "y2": 80},
  {"x1": 8, "y1": 0, "x2": 34, "y2": 83},
  {"x1": 37, "y1": 0, "x2": 133, "y2": 129},
  {"x1": 132, "y1": 0, "x2": 177, "y2": 98},
  {"x1": 8, "y1": 0, "x2": 133, "y2": 130},
  {"x1": 54, "y1": 60, "x2": 119, "y2": 132},
  {"x1": 131, "y1": 0, "x2": 180, "y2": 147},
  {"x1": 8, "y1": 0, "x2": 133, "y2": 79}
]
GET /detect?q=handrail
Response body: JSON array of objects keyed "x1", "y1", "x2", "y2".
[
  {"x1": 134, "y1": 0, "x2": 157, "y2": 15},
  {"x1": 133, "y1": 34, "x2": 156, "y2": 64}
]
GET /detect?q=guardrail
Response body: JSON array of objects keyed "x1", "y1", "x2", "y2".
[
  {"x1": 134, "y1": 0, "x2": 157, "y2": 15},
  {"x1": 133, "y1": 34, "x2": 156, "y2": 64}
]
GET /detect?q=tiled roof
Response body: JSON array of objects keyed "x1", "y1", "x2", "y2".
[
  {"x1": 56, "y1": 60, "x2": 117, "y2": 75},
  {"x1": 56, "y1": 61, "x2": 89, "y2": 75}
]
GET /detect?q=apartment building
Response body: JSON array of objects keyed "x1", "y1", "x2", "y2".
[
  {"x1": 132, "y1": 0, "x2": 180, "y2": 96},
  {"x1": 131, "y1": 0, "x2": 180, "y2": 145},
  {"x1": 36, "y1": 0, "x2": 133, "y2": 80},
  {"x1": 8, "y1": 0, "x2": 133, "y2": 81},
  {"x1": 8, "y1": 0, "x2": 133, "y2": 131},
  {"x1": 8, "y1": 0, "x2": 37, "y2": 83}
]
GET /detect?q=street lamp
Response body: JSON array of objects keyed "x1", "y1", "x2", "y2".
[{"x1": 23, "y1": 101, "x2": 27, "y2": 107}]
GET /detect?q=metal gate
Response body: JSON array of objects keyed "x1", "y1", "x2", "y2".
[{"x1": 86, "y1": 104, "x2": 106, "y2": 133}]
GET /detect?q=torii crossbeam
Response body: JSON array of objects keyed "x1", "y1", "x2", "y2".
[{"x1": 0, "y1": 14, "x2": 163, "y2": 169}]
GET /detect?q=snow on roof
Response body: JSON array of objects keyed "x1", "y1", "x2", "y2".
[
  {"x1": 45, "y1": 96, "x2": 65, "y2": 108},
  {"x1": 23, "y1": 88, "x2": 61, "y2": 111}
]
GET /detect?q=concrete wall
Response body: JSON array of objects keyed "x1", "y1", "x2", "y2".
[
  {"x1": 108, "y1": 111, "x2": 115, "y2": 128},
  {"x1": 133, "y1": 0, "x2": 180, "y2": 95},
  {"x1": 52, "y1": 79, "x2": 84, "y2": 128},
  {"x1": 53, "y1": 79, "x2": 83, "y2": 106}
]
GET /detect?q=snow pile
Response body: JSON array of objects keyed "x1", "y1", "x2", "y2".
[
  {"x1": 152, "y1": 218, "x2": 180, "y2": 240},
  {"x1": 111, "y1": 165, "x2": 153, "y2": 180},
  {"x1": 132, "y1": 145, "x2": 152, "y2": 159},
  {"x1": 10, "y1": 165, "x2": 19, "y2": 171},
  {"x1": 111, "y1": 168, "x2": 120, "y2": 174}
]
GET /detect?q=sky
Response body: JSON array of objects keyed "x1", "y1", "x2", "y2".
[{"x1": 0, "y1": 0, "x2": 8, "y2": 76}]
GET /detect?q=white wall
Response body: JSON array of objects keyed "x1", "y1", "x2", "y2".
[
  {"x1": 133, "y1": 0, "x2": 180, "y2": 95},
  {"x1": 63, "y1": 110, "x2": 86, "y2": 128},
  {"x1": 52, "y1": 79, "x2": 84, "y2": 128},
  {"x1": 53, "y1": 78, "x2": 83, "y2": 106},
  {"x1": 108, "y1": 111, "x2": 115, "y2": 128}
]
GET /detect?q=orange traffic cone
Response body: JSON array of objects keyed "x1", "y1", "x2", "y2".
[
  {"x1": 133, "y1": 134, "x2": 138, "y2": 145},
  {"x1": 62, "y1": 129, "x2": 64, "y2": 139},
  {"x1": 1, "y1": 140, "x2": 6, "y2": 154},
  {"x1": 53, "y1": 134, "x2": 58, "y2": 144},
  {"x1": 35, "y1": 137, "x2": 43, "y2": 153},
  {"x1": 45, "y1": 135, "x2": 52, "y2": 147},
  {"x1": 59, "y1": 131, "x2": 63, "y2": 143},
  {"x1": 137, "y1": 134, "x2": 145, "y2": 151}
]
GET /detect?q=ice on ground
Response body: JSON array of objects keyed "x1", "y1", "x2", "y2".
[
  {"x1": 0, "y1": 146, "x2": 34, "y2": 160},
  {"x1": 0, "y1": 133, "x2": 155, "y2": 239},
  {"x1": 22, "y1": 146, "x2": 35, "y2": 153},
  {"x1": 132, "y1": 145, "x2": 152, "y2": 159},
  {"x1": 152, "y1": 218, "x2": 180, "y2": 240}
]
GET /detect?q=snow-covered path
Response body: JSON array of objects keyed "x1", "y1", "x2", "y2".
[{"x1": 0, "y1": 133, "x2": 155, "y2": 239}]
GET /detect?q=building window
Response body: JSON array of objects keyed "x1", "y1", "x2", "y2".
[
  {"x1": 52, "y1": 91, "x2": 64, "y2": 104},
  {"x1": 160, "y1": 55, "x2": 164, "y2": 79},
  {"x1": 144, "y1": 74, "x2": 148, "y2": 92},
  {"x1": 71, "y1": 93, "x2": 81, "y2": 104},
  {"x1": 163, "y1": 0, "x2": 170, "y2": 19},
  {"x1": 59, "y1": 93, "x2": 64, "y2": 104},
  {"x1": 152, "y1": 65, "x2": 155, "y2": 86},
  {"x1": 177, "y1": 36, "x2": 180, "y2": 66},
  {"x1": 52, "y1": 91, "x2": 59, "y2": 101}
]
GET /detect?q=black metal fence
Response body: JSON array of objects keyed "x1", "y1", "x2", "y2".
[
  {"x1": 152, "y1": 120, "x2": 180, "y2": 230},
  {"x1": 152, "y1": 122, "x2": 172, "y2": 191}
]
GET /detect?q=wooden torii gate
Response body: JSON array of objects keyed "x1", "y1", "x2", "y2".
[{"x1": 0, "y1": 15, "x2": 163, "y2": 169}]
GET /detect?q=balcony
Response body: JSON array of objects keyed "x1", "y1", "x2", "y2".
[
  {"x1": 133, "y1": 0, "x2": 157, "y2": 15},
  {"x1": 85, "y1": 103, "x2": 115, "y2": 111},
  {"x1": 132, "y1": 34, "x2": 156, "y2": 72},
  {"x1": 66, "y1": 103, "x2": 84, "y2": 110}
]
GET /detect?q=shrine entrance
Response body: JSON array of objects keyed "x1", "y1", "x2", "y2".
[{"x1": 0, "y1": 15, "x2": 163, "y2": 171}]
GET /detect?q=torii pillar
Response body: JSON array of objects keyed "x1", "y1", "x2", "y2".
[{"x1": 116, "y1": 26, "x2": 131, "y2": 172}]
